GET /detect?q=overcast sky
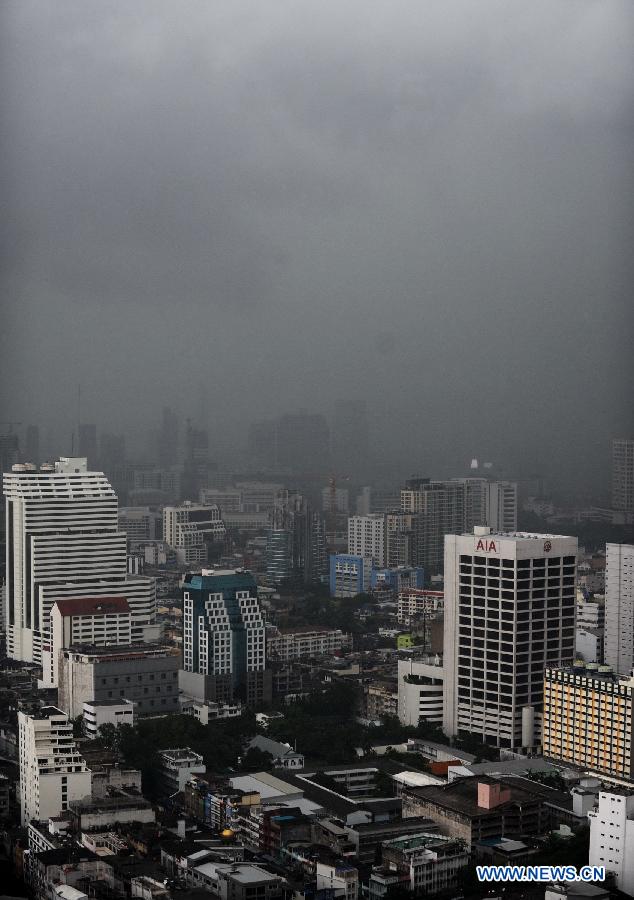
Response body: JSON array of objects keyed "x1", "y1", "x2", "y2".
[{"x1": 1, "y1": 1, "x2": 633, "y2": 494}]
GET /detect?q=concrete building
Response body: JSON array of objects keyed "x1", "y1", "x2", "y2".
[
  {"x1": 266, "y1": 626, "x2": 350, "y2": 661},
  {"x1": 398, "y1": 653, "x2": 444, "y2": 726},
  {"x1": 266, "y1": 527, "x2": 294, "y2": 585},
  {"x1": 397, "y1": 589, "x2": 444, "y2": 626},
  {"x1": 612, "y1": 439, "x2": 634, "y2": 512},
  {"x1": 82, "y1": 699, "x2": 135, "y2": 739},
  {"x1": 316, "y1": 860, "x2": 358, "y2": 900},
  {"x1": 371, "y1": 567, "x2": 424, "y2": 594},
  {"x1": 19, "y1": 707, "x2": 92, "y2": 825},
  {"x1": 181, "y1": 569, "x2": 271, "y2": 707},
  {"x1": 322, "y1": 486, "x2": 350, "y2": 514},
  {"x1": 3, "y1": 457, "x2": 157, "y2": 665},
  {"x1": 42, "y1": 596, "x2": 135, "y2": 688},
  {"x1": 163, "y1": 502, "x2": 226, "y2": 566},
  {"x1": 157, "y1": 748, "x2": 205, "y2": 796},
  {"x1": 329, "y1": 554, "x2": 373, "y2": 597},
  {"x1": 368, "y1": 832, "x2": 469, "y2": 899},
  {"x1": 543, "y1": 664, "x2": 634, "y2": 781},
  {"x1": 118, "y1": 507, "x2": 161, "y2": 544},
  {"x1": 58, "y1": 644, "x2": 179, "y2": 719},
  {"x1": 604, "y1": 543, "x2": 634, "y2": 675},
  {"x1": 589, "y1": 790, "x2": 634, "y2": 896},
  {"x1": 348, "y1": 515, "x2": 386, "y2": 567},
  {"x1": 443, "y1": 527, "x2": 577, "y2": 749},
  {"x1": 247, "y1": 735, "x2": 305, "y2": 770}
]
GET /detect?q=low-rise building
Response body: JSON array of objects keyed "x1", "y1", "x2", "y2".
[
  {"x1": 266, "y1": 626, "x2": 350, "y2": 661},
  {"x1": 247, "y1": 735, "x2": 304, "y2": 770},
  {"x1": 397, "y1": 590, "x2": 444, "y2": 626},
  {"x1": 82, "y1": 699, "x2": 135, "y2": 739},
  {"x1": 368, "y1": 832, "x2": 469, "y2": 899},
  {"x1": 329, "y1": 554, "x2": 373, "y2": 598},
  {"x1": 58, "y1": 643, "x2": 180, "y2": 719},
  {"x1": 316, "y1": 859, "x2": 358, "y2": 900},
  {"x1": 158, "y1": 748, "x2": 206, "y2": 797},
  {"x1": 397, "y1": 653, "x2": 444, "y2": 726}
]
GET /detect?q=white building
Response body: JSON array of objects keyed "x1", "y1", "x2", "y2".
[
  {"x1": 604, "y1": 544, "x2": 634, "y2": 675},
  {"x1": 82, "y1": 699, "x2": 135, "y2": 738},
  {"x1": 3, "y1": 457, "x2": 157, "y2": 665},
  {"x1": 42, "y1": 596, "x2": 135, "y2": 688},
  {"x1": 18, "y1": 707, "x2": 92, "y2": 826},
  {"x1": 118, "y1": 507, "x2": 161, "y2": 543},
  {"x1": 266, "y1": 626, "x2": 350, "y2": 661},
  {"x1": 348, "y1": 515, "x2": 386, "y2": 567},
  {"x1": 589, "y1": 790, "x2": 634, "y2": 896},
  {"x1": 316, "y1": 860, "x2": 358, "y2": 900},
  {"x1": 397, "y1": 590, "x2": 444, "y2": 626},
  {"x1": 158, "y1": 748, "x2": 205, "y2": 796},
  {"x1": 397, "y1": 654, "x2": 444, "y2": 726},
  {"x1": 443, "y1": 526, "x2": 577, "y2": 750},
  {"x1": 163, "y1": 502, "x2": 226, "y2": 566}
]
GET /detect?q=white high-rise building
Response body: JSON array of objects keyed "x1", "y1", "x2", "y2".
[
  {"x1": 443, "y1": 527, "x2": 577, "y2": 749},
  {"x1": 589, "y1": 790, "x2": 634, "y2": 895},
  {"x1": 604, "y1": 543, "x2": 634, "y2": 675},
  {"x1": 163, "y1": 502, "x2": 226, "y2": 566},
  {"x1": 3, "y1": 458, "x2": 157, "y2": 664},
  {"x1": 18, "y1": 706, "x2": 92, "y2": 825},
  {"x1": 348, "y1": 514, "x2": 386, "y2": 567}
]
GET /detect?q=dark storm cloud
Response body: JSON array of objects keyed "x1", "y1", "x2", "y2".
[{"x1": 1, "y1": 0, "x2": 633, "y2": 490}]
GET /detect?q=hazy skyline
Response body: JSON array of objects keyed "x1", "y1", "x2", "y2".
[{"x1": 2, "y1": 1, "x2": 633, "y2": 496}]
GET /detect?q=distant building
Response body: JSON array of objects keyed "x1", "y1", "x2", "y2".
[
  {"x1": 397, "y1": 590, "x2": 444, "y2": 626},
  {"x1": 180, "y1": 569, "x2": 271, "y2": 707},
  {"x1": 82, "y1": 699, "x2": 135, "y2": 739},
  {"x1": 348, "y1": 514, "x2": 386, "y2": 567},
  {"x1": 247, "y1": 735, "x2": 304, "y2": 770},
  {"x1": 612, "y1": 439, "x2": 634, "y2": 512},
  {"x1": 368, "y1": 832, "x2": 469, "y2": 900},
  {"x1": 18, "y1": 707, "x2": 91, "y2": 825},
  {"x1": 266, "y1": 527, "x2": 294, "y2": 585},
  {"x1": 604, "y1": 543, "x2": 634, "y2": 675},
  {"x1": 322, "y1": 486, "x2": 350, "y2": 514},
  {"x1": 158, "y1": 748, "x2": 205, "y2": 796},
  {"x1": 78, "y1": 424, "x2": 98, "y2": 468},
  {"x1": 589, "y1": 790, "x2": 634, "y2": 895},
  {"x1": 275, "y1": 413, "x2": 330, "y2": 473},
  {"x1": 266, "y1": 626, "x2": 350, "y2": 661},
  {"x1": 371, "y1": 566, "x2": 424, "y2": 594},
  {"x1": 329, "y1": 554, "x2": 373, "y2": 597},
  {"x1": 543, "y1": 664, "x2": 634, "y2": 781},
  {"x1": 163, "y1": 502, "x2": 226, "y2": 566},
  {"x1": 118, "y1": 506, "x2": 161, "y2": 544},
  {"x1": 25, "y1": 425, "x2": 40, "y2": 467}
]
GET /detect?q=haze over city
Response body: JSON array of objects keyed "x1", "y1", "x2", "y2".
[{"x1": 2, "y1": 0, "x2": 633, "y2": 499}]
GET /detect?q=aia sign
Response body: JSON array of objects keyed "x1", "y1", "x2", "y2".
[{"x1": 475, "y1": 539, "x2": 497, "y2": 553}]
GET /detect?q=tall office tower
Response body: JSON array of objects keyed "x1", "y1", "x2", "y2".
[
  {"x1": 25, "y1": 425, "x2": 40, "y2": 467},
  {"x1": 604, "y1": 543, "x2": 634, "y2": 675},
  {"x1": 386, "y1": 512, "x2": 414, "y2": 567},
  {"x1": 275, "y1": 413, "x2": 331, "y2": 473},
  {"x1": 443, "y1": 526, "x2": 577, "y2": 750},
  {"x1": 78, "y1": 424, "x2": 98, "y2": 468},
  {"x1": 292, "y1": 506, "x2": 328, "y2": 585},
  {"x1": 401, "y1": 478, "x2": 518, "y2": 575},
  {"x1": 163, "y1": 502, "x2": 226, "y2": 567},
  {"x1": 348, "y1": 514, "x2": 386, "y2": 567},
  {"x1": 18, "y1": 707, "x2": 91, "y2": 825},
  {"x1": 159, "y1": 406, "x2": 180, "y2": 468},
  {"x1": 99, "y1": 433, "x2": 126, "y2": 478},
  {"x1": 266, "y1": 527, "x2": 294, "y2": 585},
  {"x1": 0, "y1": 433, "x2": 20, "y2": 543},
  {"x1": 180, "y1": 568, "x2": 271, "y2": 706},
  {"x1": 613, "y1": 439, "x2": 634, "y2": 512},
  {"x1": 332, "y1": 398, "x2": 369, "y2": 471},
  {"x1": 3, "y1": 457, "x2": 157, "y2": 664},
  {"x1": 183, "y1": 421, "x2": 210, "y2": 499},
  {"x1": 248, "y1": 420, "x2": 278, "y2": 469}
]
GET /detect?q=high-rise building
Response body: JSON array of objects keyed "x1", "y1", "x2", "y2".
[
  {"x1": 400, "y1": 478, "x2": 518, "y2": 575},
  {"x1": 3, "y1": 457, "x2": 157, "y2": 664},
  {"x1": 247, "y1": 421, "x2": 278, "y2": 469},
  {"x1": 589, "y1": 791, "x2": 634, "y2": 895},
  {"x1": 612, "y1": 439, "x2": 634, "y2": 512},
  {"x1": 266, "y1": 527, "x2": 294, "y2": 585},
  {"x1": 183, "y1": 422, "x2": 210, "y2": 499},
  {"x1": 604, "y1": 543, "x2": 634, "y2": 675},
  {"x1": 18, "y1": 706, "x2": 92, "y2": 825},
  {"x1": 25, "y1": 425, "x2": 40, "y2": 467},
  {"x1": 0, "y1": 433, "x2": 20, "y2": 474},
  {"x1": 163, "y1": 502, "x2": 226, "y2": 567},
  {"x1": 443, "y1": 526, "x2": 577, "y2": 749},
  {"x1": 99, "y1": 432, "x2": 125, "y2": 477},
  {"x1": 78, "y1": 424, "x2": 98, "y2": 468},
  {"x1": 332, "y1": 399, "x2": 369, "y2": 472},
  {"x1": 180, "y1": 568, "x2": 271, "y2": 707},
  {"x1": 348, "y1": 514, "x2": 386, "y2": 567},
  {"x1": 158, "y1": 406, "x2": 180, "y2": 468},
  {"x1": 275, "y1": 413, "x2": 330, "y2": 473},
  {"x1": 543, "y1": 663, "x2": 634, "y2": 781}
]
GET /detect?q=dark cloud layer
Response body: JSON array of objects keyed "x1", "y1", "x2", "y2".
[{"x1": 1, "y1": 1, "x2": 633, "y2": 494}]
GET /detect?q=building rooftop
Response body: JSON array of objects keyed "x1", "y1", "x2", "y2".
[
  {"x1": 55, "y1": 596, "x2": 130, "y2": 616},
  {"x1": 404, "y1": 775, "x2": 548, "y2": 818}
]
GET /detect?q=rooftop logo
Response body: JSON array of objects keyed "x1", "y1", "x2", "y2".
[{"x1": 475, "y1": 539, "x2": 498, "y2": 553}]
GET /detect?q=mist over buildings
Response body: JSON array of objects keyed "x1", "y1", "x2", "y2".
[{"x1": 1, "y1": 1, "x2": 633, "y2": 498}]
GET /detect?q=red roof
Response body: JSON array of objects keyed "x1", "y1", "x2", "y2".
[{"x1": 54, "y1": 597, "x2": 131, "y2": 617}]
